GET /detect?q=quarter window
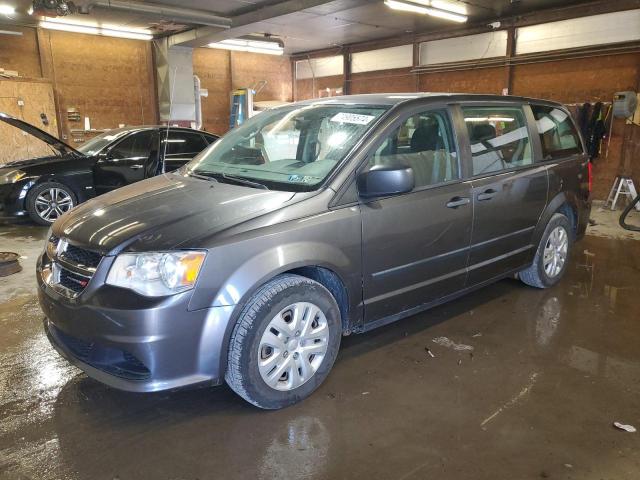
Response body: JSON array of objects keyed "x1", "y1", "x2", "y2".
[
  {"x1": 370, "y1": 110, "x2": 458, "y2": 188},
  {"x1": 463, "y1": 107, "x2": 533, "y2": 175},
  {"x1": 531, "y1": 105, "x2": 583, "y2": 159}
]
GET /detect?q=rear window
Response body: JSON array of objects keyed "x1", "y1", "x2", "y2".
[
  {"x1": 531, "y1": 105, "x2": 583, "y2": 160},
  {"x1": 164, "y1": 132, "x2": 208, "y2": 155}
]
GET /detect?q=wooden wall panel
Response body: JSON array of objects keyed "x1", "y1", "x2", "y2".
[
  {"x1": 0, "y1": 80, "x2": 58, "y2": 164},
  {"x1": 419, "y1": 66, "x2": 507, "y2": 94},
  {"x1": 193, "y1": 49, "x2": 294, "y2": 135},
  {"x1": 512, "y1": 54, "x2": 640, "y2": 103},
  {"x1": 230, "y1": 51, "x2": 292, "y2": 103},
  {"x1": 350, "y1": 68, "x2": 416, "y2": 94},
  {"x1": 47, "y1": 30, "x2": 157, "y2": 144},
  {"x1": 0, "y1": 26, "x2": 42, "y2": 79},
  {"x1": 193, "y1": 48, "x2": 232, "y2": 135}
]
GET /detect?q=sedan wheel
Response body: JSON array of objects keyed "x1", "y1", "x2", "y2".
[
  {"x1": 26, "y1": 182, "x2": 78, "y2": 226},
  {"x1": 35, "y1": 187, "x2": 74, "y2": 222}
]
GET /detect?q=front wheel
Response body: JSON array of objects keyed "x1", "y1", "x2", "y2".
[
  {"x1": 519, "y1": 213, "x2": 572, "y2": 289},
  {"x1": 26, "y1": 182, "x2": 77, "y2": 226},
  {"x1": 225, "y1": 274, "x2": 342, "y2": 409}
]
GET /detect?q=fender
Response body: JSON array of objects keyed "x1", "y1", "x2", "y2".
[
  {"x1": 32, "y1": 169, "x2": 96, "y2": 203},
  {"x1": 531, "y1": 191, "x2": 576, "y2": 247},
  {"x1": 200, "y1": 241, "x2": 359, "y2": 380},
  {"x1": 210, "y1": 241, "x2": 353, "y2": 309}
]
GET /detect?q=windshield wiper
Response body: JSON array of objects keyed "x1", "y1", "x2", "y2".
[
  {"x1": 188, "y1": 171, "x2": 218, "y2": 182},
  {"x1": 196, "y1": 171, "x2": 269, "y2": 190}
]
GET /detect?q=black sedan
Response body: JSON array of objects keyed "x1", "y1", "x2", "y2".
[{"x1": 0, "y1": 113, "x2": 218, "y2": 225}]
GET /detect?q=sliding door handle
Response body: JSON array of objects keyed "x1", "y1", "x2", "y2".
[
  {"x1": 446, "y1": 197, "x2": 471, "y2": 208},
  {"x1": 477, "y1": 189, "x2": 497, "y2": 201}
]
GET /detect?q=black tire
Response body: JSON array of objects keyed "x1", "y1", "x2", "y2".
[
  {"x1": 26, "y1": 182, "x2": 77, "y2": 226},
  {"x1": 519, "y1": 213, "x2": 572, "y2": 289},
  {"x1": 225, "y1": 274, "x2": 342, "y2": 409}
]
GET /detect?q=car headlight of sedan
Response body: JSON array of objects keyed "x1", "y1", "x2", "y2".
[
  {"x1": 106, "y1": 251, "x2": 206, "y2": 296},
  {"x1": 0, "y1": 169, "x2": 27, "y2": 185}
]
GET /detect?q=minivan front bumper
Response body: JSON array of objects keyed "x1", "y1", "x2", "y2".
[{"x1": 37, "y1": 251, "x2": 235, "y2": 393}]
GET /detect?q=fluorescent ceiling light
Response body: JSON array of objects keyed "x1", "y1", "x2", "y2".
[
  {"x1": 39, "y1": 19, "x2": 152, "y2": 40},
  {"x1": 208, "y1": 38, "x2": 284, "y2": 55},
  {"x1": 0, "y1": 4, "x2": 16, "y2": 15},
  {"x1": 0, "y1": 29, "x2": 22, "y2": 35},
  {"x1": 384, "y1": 0, "x2": 467, "y2": 23}
]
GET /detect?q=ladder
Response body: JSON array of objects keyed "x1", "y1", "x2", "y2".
[{"x1": 605, "y1": 176, "x2": 640, "y2": 211}]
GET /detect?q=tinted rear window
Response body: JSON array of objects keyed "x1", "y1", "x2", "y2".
[
  {"x1": 164, "y1": 132, "x2": 208, "y2": 155},
  {"x1": 531, "y1": 105, "x2": 583, "y2": 159}
]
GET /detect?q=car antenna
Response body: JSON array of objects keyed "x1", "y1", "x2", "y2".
[{"x1": 162, "y1": 66, "x2": 178, "y2": 174}]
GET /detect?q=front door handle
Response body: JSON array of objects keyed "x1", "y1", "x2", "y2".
[
  {"x1": 446, "y1": 197, "x2": 471, "y2": 208},
  {"x1": 130, "y1": 164, "x2": 144, "y2": 170},
  {"x1": 477, "y1": 189, "x2": 497, "y2": 201}
]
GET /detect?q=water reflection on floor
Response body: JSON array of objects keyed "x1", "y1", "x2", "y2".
[{"x1": 1, "y1": 226, "x2": 639, "y2": 479}]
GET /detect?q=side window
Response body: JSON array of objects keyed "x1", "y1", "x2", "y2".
[
  {"x1": 531, "y1": 105, "x2": 583, "y2": 159},
  {"x1": 462, "y1": 106, "x2": 533, "y2": 176},
  {"x1": 370, "y1": 109, "x2": 458, "y2": 188},
  {"x1": 164, "y1": 132, "x2": 208, "y2": 156},
  {"x1": 109, "y1": 131, "x2": 154, "y2": 159}
]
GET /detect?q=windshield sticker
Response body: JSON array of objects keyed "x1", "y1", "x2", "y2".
[
  {"x1": 330, "y1": 112, "x2": 376, "y2": 125},
  {"x1": 288, "y1": 174, "x2": 315, "y2": 183}
]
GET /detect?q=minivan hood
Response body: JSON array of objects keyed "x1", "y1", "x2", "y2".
[
  {"x1": 0, "y1": 112, "x2": 82, "y2": 157},
  {"x1": 54, "y1": 172, "x2": 296, "y2": 253}
]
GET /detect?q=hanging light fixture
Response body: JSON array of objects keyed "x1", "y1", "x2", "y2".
[
  {"x1": 39, "y1": 18, "x2": 153, "y2": 40},
  {"x1": 384, "y1": 0, "x2": 468, "y2": 23},
  {"x1": 208, "y1": 38, "x2": 284, "y2": 55}
]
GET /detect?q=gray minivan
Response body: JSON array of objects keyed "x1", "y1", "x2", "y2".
[{"x1": 37, "y1": 94, "x2": 591, "y2": 409}]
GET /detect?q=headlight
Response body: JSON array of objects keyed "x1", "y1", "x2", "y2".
[
  {"x1": 0, "y1": 169, "x2": 27, "y2": 184},
  {"x1": 106, "y1": 251, "x2": 206, "y2": 296}
]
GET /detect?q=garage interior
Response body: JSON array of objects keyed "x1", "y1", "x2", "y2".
[{"x1": 1, "y1": 0, "x2": 640, "y2": 478}]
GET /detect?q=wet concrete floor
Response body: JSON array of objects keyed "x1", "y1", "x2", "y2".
[{"x1": 1, "y1": 223, "x2": 639, "y2": 479}]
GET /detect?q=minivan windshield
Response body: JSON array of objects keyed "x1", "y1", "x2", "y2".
[{"x1": 186, "y1": 104, "x2": 388, "y2": 191}]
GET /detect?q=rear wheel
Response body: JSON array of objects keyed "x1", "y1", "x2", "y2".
[
  {"x1": 225, "y1": 274, "x2": 341, "y2": 409},
  {"x1": 519, "y1": 213, "x2": 572, "y2": 289},
  {"x1": 26, "y1": 182, "x2": 77, "y2": 226}
]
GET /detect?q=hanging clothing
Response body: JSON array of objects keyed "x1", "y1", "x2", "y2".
[{"x1": 587, "y1": 102, "x2": 607, "y2": 160}]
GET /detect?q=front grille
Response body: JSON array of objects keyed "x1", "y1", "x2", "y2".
[
  {"x1": 60, "y1": 243, "x2": 102, "y2": 269},
  {"x1": 45, "y1": 236, "x2": 103, "y2": 298},
  {"x1": 59, "y1": 268, "x2": 90, "y2": 293},
  {"x1": 51, "y1": 325, "x2": 151, "y2": 381}
]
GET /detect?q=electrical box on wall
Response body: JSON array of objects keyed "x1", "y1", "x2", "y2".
[{"x1": 612, "y1": 91, "x2": 637, "y2": 118}]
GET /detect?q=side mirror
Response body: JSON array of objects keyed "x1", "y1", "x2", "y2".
[{"x1": 357, "y1": 163, "x2": 415, "y2": 199}]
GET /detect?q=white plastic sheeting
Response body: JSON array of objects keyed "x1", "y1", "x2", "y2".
[
  {"x1": 351, "y1": 45, "x2": 413, "y2": 73},
  {"x1": 516, "y1": 10, "x2": 640, "y2": 55},
  {"x1": 295, "y1": 55, "x2": 343, "y2": 79},
  {"x1": 419, "y1": 31, "x2": 508, "y2": 65}
]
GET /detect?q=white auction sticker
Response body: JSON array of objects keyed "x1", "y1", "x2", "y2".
[{"x1": 330, "y1": 112, "x2": 376, "y2": 125}]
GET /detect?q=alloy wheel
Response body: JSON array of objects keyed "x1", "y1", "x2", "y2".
[
  {"x1": 543, "y1": 226, "x2": 568, "y2": 278},
  {"x1": 35, "y1": 188, "x2": 73, "y2": 222}
]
